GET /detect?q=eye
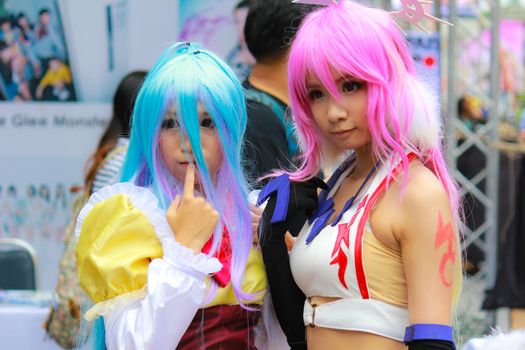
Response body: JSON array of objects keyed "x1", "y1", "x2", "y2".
[
  {"x1": 342, "y1": 81, "x2": 363, "y2": 93},
  {"x1": 308, "y1": 89, "x2": 324, "y2": 101},
  {"x1": 200, "y1": 117, "x2": 215, "y2": 129},
  {"x1": 161, "y1": 119, "x2": 179, "y2": 129}
]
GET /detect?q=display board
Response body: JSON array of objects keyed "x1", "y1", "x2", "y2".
[{"x1": 0, "y1": 103, "x2": 110, "y2": 289}]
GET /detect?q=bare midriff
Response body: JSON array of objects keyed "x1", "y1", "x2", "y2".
[{"x1": 306, "y1": 296, "x2": 407, "y2": 350}]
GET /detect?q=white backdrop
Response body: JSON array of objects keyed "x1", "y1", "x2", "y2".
[{"x1": 0, "y1": 103, "x2": 110, "y2": 289}]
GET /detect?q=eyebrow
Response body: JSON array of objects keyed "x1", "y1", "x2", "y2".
[
  {"x1": 307, "y1": 76, "x2": 359, "y2": 89},
  {"x1": 307, "y1": 82, "x2": 322, "y2": 89},
  {"x1": 163, "y1": 110, "x2": 211, "y2": 119}
]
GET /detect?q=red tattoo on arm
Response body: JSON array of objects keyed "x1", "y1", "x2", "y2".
[{"x1": 434, "y1": 212, "x2": 456, "y2": 287}]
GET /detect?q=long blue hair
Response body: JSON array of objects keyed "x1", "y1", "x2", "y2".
[{"x1": 122, "y1": 40, "x2": 252, "y2": 297}]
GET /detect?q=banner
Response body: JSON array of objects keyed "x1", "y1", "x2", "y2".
[
  {"x1": 0, "y1": 103, "x2": 110, "y2": 289},
  {"x1": 179, "y1": 0, "x2": 254, "y2": 81},
  {"x1": 407, "y1": 32, "x2": 441, "y2": 97}
]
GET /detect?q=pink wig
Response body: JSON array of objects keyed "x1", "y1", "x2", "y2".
[{"x1": 288, "y1": 0, "x2": 460, "y2": 221}]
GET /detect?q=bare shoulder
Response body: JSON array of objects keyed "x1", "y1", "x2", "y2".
[
  {"x1": 399, "y1": 160, "x2": 450, "y2": 208},
  {"x1": 393, "y1": 159, "x2": 453, "y2": 240}
]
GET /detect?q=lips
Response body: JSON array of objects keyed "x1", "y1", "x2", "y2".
[
  {"x1": 178, "y1": 161, "x2": 196, "y2": 167},
  {"x1": 331, "y1": 128, "x2": 355, "y2": 136}
]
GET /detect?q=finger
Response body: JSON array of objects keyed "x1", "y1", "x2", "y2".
[
  {"x1": 252, "y1": 215, "x2": 261, "y2": 226},
  {"x1": 183, "y1": 164, "x2": 195, "y2": 198},
  {"x1": 170, "y1": 194, "x2": 182, "y2": 211},
  {"x1": 252, "y1": 226, "x2": 259, "y2": 245},
  {"x1": 250, "y1": 203, "x2": 264, "y2": 216},
  {"x1": 251, "y1": 209, "x2": 262, "y2": 220},
  {"x1": 285, "y1": 231, "x2": 295, "y2": 251}
]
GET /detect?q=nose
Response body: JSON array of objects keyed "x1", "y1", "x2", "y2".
[
  {"x1": 181, "y1": 134, "x2": 194, "y2": 157},
  {"x1": 326, "y1": 96, "x2": 348, "y2": 123}
]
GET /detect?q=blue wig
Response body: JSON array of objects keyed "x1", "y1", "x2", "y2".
[{"x1": 121, "y1": 42, "x2": 254, "y2": 305}]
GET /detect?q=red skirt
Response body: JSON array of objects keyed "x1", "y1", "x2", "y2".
[{"x1": 177, "y1": 304, "x2": 261, "y2": 350}]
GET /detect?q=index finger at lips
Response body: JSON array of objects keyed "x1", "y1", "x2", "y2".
[{"x1": 183, "y1": 164, "x2": 195, "y2": 198}]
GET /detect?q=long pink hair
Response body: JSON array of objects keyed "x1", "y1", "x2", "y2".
[{"x1": 288, "y1": 0, "x2": 461, "y2": 223}]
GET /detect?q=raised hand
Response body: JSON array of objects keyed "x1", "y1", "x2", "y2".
[
  {"x1": 166, "y1": 165, "x2": 219, "y2": 254},
  {"x1": 259, "y1": 175, "x2": 328, "y2": 245}
]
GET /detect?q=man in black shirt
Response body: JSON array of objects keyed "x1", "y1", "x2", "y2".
[
  {"x1": 242, "y1": 80, "x2": 291, "y2": 186},
  {"x1": 242, "y1": 0, "x2": 316, "y2": 188}
]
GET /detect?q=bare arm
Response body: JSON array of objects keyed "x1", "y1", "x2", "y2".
[{"x1": 396, "y1": 165, "x2": 461, "y2": 325}]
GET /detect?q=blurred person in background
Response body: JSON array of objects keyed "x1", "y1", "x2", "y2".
[
  {"x1": 32, "y1": 8, "x2": 65, "y2": 77},
  {"x1": 35, "y1": 57, "x2": 73, "y2": 101},
  {"x1": 226, "y1": 0, "x2": 255, "y2": 81},
  {"x1": 84, "y1": 71, "x2": 147, "y2": 194},
  {"x1": 242, "y1": 0, "x2": 317, "y2": 187}
]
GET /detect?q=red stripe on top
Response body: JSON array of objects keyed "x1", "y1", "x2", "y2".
[
  {"x1": 353, "y1": 153, "x2": 417, "y2": 299},
  {"x1": 330, "y1": 195, "x2": 369, "y2": 289},
  {"x1": 331, "y1": 196, "x2": 367, "y2": 258}
]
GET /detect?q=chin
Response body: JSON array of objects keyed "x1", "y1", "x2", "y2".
[
  {"x1": 341, "y1": 137, "x2": 371, "y2": 152},
  {"x1": 320, "y1": 141, "x2": 349, "y2": 171}
]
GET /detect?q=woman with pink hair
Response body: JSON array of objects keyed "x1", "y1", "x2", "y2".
[{"x1": 258, "y1": 1, "x2": 462, "y2": 349}]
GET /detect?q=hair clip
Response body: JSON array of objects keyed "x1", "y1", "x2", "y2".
[
  {"x1": 192, "y1": 50, "x2": 201, "y2": 55},
  {"x1": 291, "y1": 0, "x2": 452, "y2": 34},
  {"x1": 392, "y1": 0, "x2": 452, "y2": 34}
]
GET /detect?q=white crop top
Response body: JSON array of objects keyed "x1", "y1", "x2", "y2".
[{"x1": 289, "y1": 155, "x2": 412, "y2": 341}]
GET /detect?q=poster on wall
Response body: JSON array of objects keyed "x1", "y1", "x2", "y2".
[
  {"x1": 178, "y1": 0, "x2": 254, "y2": 81},
  {"x1": 0, "y1": 103, "x2": 110, "y2": 289},
  {"x1": 0, "y1": 0, "x2": 77, "y2": 102}
]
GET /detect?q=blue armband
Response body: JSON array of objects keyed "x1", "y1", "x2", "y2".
[{"x1": 404, "y1": 324, "x2": 455, "y2": 349}]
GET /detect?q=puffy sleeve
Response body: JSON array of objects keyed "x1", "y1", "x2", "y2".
[{"x1": 75, "y1": 183, "x2": 222, "y2": 350}]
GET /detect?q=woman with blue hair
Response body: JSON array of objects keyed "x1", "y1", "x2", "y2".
[{"x1": 74, "y1": 42, "x2": 286, "y2": 350}]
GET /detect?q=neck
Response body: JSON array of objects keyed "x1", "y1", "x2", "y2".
[
  {"x1": 352, "y1": 144, "x2": 376, "y2": 179},
  {"x1": 249, "y1": 58, "x2": 289, "y2": 104}
]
